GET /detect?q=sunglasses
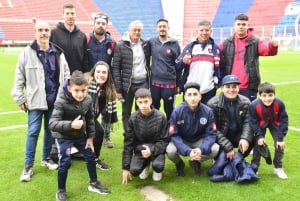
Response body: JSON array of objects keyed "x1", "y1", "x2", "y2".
[{"x1": 94, "y1": 15, "x2": 108, "y2": 21}]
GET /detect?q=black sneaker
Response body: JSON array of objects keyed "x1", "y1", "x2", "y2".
[
  {"x1": 175, "y1": 159, "x2": 185, "y2": 177},
  {"x1": 56, "y1": 190, "x2": 67, "y2": 201},
  {"x1": 88, "y1": 181, "x2": 111, "y2": 195},
  {"x1": 189, "y1": 160, "x2": 202, "y2": 176},
  {"x1": 96, "y1": 159, "x2": 111, "y2": 170}
]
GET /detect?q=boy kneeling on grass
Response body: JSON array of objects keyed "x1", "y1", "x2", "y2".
[
  {"x1": 249, "y1": 82, "x2": 289, "y2": 179},
  {"x1": 122, "y1": 88, "x2": 169, "y2": 184},
  {"x1": 49, "y1": 70, "x2": 110, "y2": 201}
]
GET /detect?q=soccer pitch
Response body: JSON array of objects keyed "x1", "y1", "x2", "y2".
[{"x1": 1, "y1": 50, "x2": 300, "y2": 201}]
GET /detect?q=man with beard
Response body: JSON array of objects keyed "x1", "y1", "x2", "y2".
[
  {"x1": 148, "y1": 19, "x2": 181, "y2": 121},
  {"x1": 51, "y1": 3, "x2": 88, "y2": 73},
  {"x1": 86, "y1": 12, "x2": 116, "y2": 162}
]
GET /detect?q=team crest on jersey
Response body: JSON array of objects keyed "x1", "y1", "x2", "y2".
[
  {"x1": 199, "y1": 117, "x2": 207, "y2": 125},
  {"x1": 166, "y1": 48, "x2": 171, "y2": 55},
  {"x1": 107, "y1": 48, "x2": 112, "y2": 55}
]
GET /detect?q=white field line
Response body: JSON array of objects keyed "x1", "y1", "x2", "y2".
[{"x1": 1, "y1": 81, "x2": 299, "y2": 131}]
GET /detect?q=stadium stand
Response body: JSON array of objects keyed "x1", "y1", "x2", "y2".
[
  {"x1": 247, "y1": 0, "x2": 294, "y2": 38},
  {"x1": 93, "y1": 0, "x2": 163, "y2": 40},
  {"x1": 182, "y1": 0, "x2": 220, "y2": 45},
  {"x1": 0, "y1": 0, "x2": 120, "y2": 45}
]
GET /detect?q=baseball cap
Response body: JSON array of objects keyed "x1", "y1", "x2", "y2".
[
  {"x1": 184, "y1": 82, "x2": 200, "y2": 93},
  {"x1": 222, "y1": 75, "x2": 241, "y2": 85}
]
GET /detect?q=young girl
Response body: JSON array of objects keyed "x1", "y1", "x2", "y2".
[{"x1": 87, "y1": 61, "x2": 118, "y2": 170}]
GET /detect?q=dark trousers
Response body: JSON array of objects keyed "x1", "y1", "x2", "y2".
[
  {"x1": 228, "y1": 133, "x2": 256, "y2": 158},
  {"x1": 251, "y1": 126, "x2": 284, "y2": 168},
  {"x1": 201, "y1": 87, "x2": 217, "y2": 105},
  {"x1": 239, "y1": 89, "x2": 258, "y2": 102},
  {"x1": 93, "y1": 120, "x2": 104, "y2": 159},
  {"x1": 122, "y1": 82, "x2": 148, "y2": 131},
  {"x1": 130, "y1": 154, "x2": 165, "y2": 176},
  {"x1": 56, "y1": 137, "x2": 97, "y2": 191},
  {"x1": 150, "y1": 85, "x2": 176, "y2": 121}
]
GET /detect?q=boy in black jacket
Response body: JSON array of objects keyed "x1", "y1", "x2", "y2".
[
  {"x1": 49, "y1": 71, "x2": 110, "y2": 201},
  {"x1": 122, "y1": 88, "x2": 169, "y2": 184}
]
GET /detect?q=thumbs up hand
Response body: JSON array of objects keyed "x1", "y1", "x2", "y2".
[{"x1": 71, "y1": 115, "x2": 83, "y2": 129}]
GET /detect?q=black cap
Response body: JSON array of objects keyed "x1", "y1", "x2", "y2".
[{"x1": 184, "y1": 82, "x2": 200, "y2": 93}]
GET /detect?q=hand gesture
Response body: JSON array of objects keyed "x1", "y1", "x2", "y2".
[
  {"x1": 122, "y1": 170, "x2": 132, "y2": 184},
  {"x1": 238, "y1": 139, "x2": 249, "y2": 154},
  {"x1": 276, "y1": 141, "x2": 285, "y2": 150},
  {"x1": 141, "y1": 145, "x2": 151, "y2": 158},
  {"x1": 190, "y1": 148, "x2": 201, "y2": 161},
  {"x1": 71, "y1": 115, "x2": 83, "y2": 129},
  {"x1": 85, "y1": 138, "x2": 94, "y2": 152}
]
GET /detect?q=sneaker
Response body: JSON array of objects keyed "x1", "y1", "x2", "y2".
[
  {"x1": 104, "y1": 137, "x2": 114, "y2": 148},
  {"x1": 41, "y1": 158, "x2": 58, "y2": 170},
  {"x1": 88, "y1": 181, "x2": 111, "y2": 195},
  {"x1": 274, "y1": 168, "x2": 288, "y2": 179},
  {"x1": 139, "y1": 166, "x2": 149, "y2": 179},
  {"x1": 56, "y1": 190, "x2": 67, "y2": 201},
  {"x1": 20, "y1": 166, "x2": 33, "y2": 182},
  {"x1": 189, "y1": 160, "x2": 202, "y2": 176},
  {"x1": 175, "y1": 160, "x2": 185, "y2": 177},
  {"x1": 152, "y1": 171, "x2": 162, "y2": 181},
  {"x1": 96, "y1": 159, "x2": 111, "y2": 170}
]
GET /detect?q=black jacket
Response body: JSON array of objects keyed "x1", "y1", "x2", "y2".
[
  {"x1": 111, "y1": 38, "x2": 151, "y2": 94},
  {"x1": 49, "y1": 81, "x2": 95, "y2": 139},
  {"x1": 51, "y1": 22, "x2": 88, "y2": 73},
  {"x1": 207, "y1": 93, "x2": 253, "y2": 153},
  {"x1": 122, "y1": 109, "x2": 169, "y2": 170}
]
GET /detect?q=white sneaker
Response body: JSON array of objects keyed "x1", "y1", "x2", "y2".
[
  {"x1": 139, "y1": 166, "x2": 149, "y2": 179},
  {"x1": 41, "y1": 158, "x2": 58, "y2": 170},
  {"x1": 274, "y1": 168, "x2": 288, "y2": 179},
  {"x1": 20, "y1": 167, "x2": 33, "y2": 182},
  {"x1": 152, "y1": 171, "x2": 162, "y2": 181}
]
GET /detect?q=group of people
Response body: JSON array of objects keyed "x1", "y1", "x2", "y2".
[{"x1": 11, "y1": 3, "x2": 289, "y2": 200}]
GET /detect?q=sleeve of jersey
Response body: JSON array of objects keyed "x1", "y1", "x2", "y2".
[{"x1": 168, "y1": 112, "x2": 192, "y2": 156}]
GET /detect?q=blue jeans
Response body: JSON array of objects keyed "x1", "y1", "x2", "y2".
[{"x1": 25, "y1": 107, "x2": 54, "y2": 167}]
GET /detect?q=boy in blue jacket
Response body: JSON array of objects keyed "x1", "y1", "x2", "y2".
[
  {"x1": 49, "y1": 71, "x2": 110, "y2": 201},
  {"x1": 166, "y1": 82, "x2": 219, "y2": 176},
  {"x1": 249, "y1": 82, "x2": 289, "y2": 179}
]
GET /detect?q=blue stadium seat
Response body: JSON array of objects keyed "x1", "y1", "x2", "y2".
[
  {"x1": 212, "y1": 0, "x2": 255, "y2": 28},
  {"x1": 0, "y1": 27, "x2": 5, "y2": 39},
  {"x1": 93, "y1": 0, "x2": 163, "y2": 39}
]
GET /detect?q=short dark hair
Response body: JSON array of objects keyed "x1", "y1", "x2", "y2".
[
  {"x1": 258, "y1": 82, "x2": 275, "y2": 95},
  {"x1": 135, "y1": 88, "x2": 151, "y2": 99},
  {"x1": 94, "y1": 12, "x2": 109, "y2": 23},
  {"x1": 198, "y1": 20, "x2": 211, "y2": 27},
  {"x1": 63, "y1": 3, "x2": 75, "y2": 11},
  {"x1": 69, "y1": 70, "x2": 88, "y2": 86},
  {"x1": 156, "y1": 18, "x2": 168, "y2": 25},
  {"x1": 235, "y1": 13, "x2": 248, "y2": 21},
  {"x1": 184, "y1": 82, "x2": 200, "y2": 93}
]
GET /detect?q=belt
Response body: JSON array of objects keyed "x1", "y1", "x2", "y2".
[{"x1": 152, "y1": 82, "x2": 176, "y2": 89}]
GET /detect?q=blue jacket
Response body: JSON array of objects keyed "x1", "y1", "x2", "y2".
[
  {"x1": 149, "y1": 37, "x2": 181, "y2": 85},
  {"x1": 168, "y1": 101, "x2": 217, "y2": 155},
  {"x1": 86, "y1": 32, "x2": 116, "y2": 70},
  {"x1": 249, "y1": 98, "x2": 288, "y2": 141},
  {"x1": 207, "y1": 150, "x2": 259, "y2": 183}
]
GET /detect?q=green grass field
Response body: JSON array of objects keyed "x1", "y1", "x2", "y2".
[{"x1": 0, "y1": 49, "x2": 300, "y2": 201}]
